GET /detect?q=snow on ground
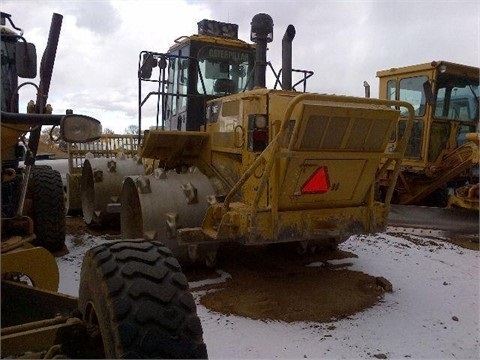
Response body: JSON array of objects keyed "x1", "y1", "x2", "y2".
[{"x1": 57, "y1": 231, "x2": 480, "y2": 359}]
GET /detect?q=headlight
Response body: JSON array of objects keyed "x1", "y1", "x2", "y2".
[{"x1": 60, "y1": 114, "x2": 102, "y2": 143}]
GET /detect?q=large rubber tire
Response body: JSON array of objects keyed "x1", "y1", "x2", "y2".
[
  {"x1": 30, "y1": 165, "x2": 66, "y2": 251},
  {"x1": 78, "y1": 240, "x2": 208, "y2": 359}
]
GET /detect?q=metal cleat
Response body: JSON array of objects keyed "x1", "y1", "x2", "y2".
[{"x1": 135, "y1": 176, "x2": 151, "y2": 194}]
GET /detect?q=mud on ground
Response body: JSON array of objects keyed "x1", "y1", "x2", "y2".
[
  {"x1": 66, "y1": 217, "x2": 388, "y2": 323},
  {"x1": 66, "y1": 216, "x2": 478, "y2": 323},
  {"x1": 186, "y1": 244, "x2": 387, "y2": 323}
]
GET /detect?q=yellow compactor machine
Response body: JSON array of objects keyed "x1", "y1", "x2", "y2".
[{"x1": 87, "y1": 13, "x2": 416, "y2": 266}]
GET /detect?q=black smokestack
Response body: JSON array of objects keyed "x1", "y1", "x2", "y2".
[
  {"x1": 250, "y1": 13, "x2": 273, "y2": 88},
  {"x1": 282, "y1": 25, "x2": 296, "y2": 90}
]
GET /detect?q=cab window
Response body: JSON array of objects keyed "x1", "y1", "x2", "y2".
[
  {"x1": 398, "y1": 76, "x2": 428, "y2": 116},
  {"x1": 434, "y1": 81, "x2": 479, "y2": 122},
  {"x1": 386, "y1": 80, "x2": 396, "y2": 101},
  {"x1": 433, "y1": 74, "x2": 479, "y2": 148},
  {"x1": 197, "y1": 45, "x2": 254, "y2": 95}
]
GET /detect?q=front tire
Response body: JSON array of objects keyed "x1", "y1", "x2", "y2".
[
  {"x1": 30, "y1": 165, "x2": 66, "y2": 251},
  {"x1": 78, "y1": 240, "x2": 208, "y2": 359}
]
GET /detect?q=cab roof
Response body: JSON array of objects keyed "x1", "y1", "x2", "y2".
[
  {"x1": 376, "y1": 61, "x2": 479, "y2": 79},
  {"x1": 168, "y1": 33, "x2": 255, "y2": 53}
]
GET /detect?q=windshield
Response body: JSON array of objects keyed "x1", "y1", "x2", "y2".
[
  {"x1": 434, "y1": 74, "x2": 479, "y2": 122},
  {"x1": 197, "y1": 45, "x2": 254, "y2": 95},
  {"x1": 398, "y1": 76, "x2": 429, "y2": 116}
]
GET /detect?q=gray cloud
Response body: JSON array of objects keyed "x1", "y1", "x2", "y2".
[
  {"x1": 64, "y1": 0, "x2": 122, "y2": 35},
  {"x1": 2, "y1": 0, "x2": 478, "y2": 132}
]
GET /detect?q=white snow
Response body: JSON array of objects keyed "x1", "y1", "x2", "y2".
[{"x1": 56, "y1": 230, "x2": 480, "y2": 359}]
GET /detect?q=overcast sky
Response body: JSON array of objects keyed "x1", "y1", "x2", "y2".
[{"x1": 3, "y1": 0, "x2": 479, "y2": 133}]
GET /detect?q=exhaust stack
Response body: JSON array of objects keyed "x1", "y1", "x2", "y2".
[
  {"x1": 250, "y1": 13, "x2": 273, "y2": 88},
  {"x1": 282, "y1": 25, "x2": 296, "y2": 90},
  {"x1": 363, "y1": 81, "x2": 371, "y2": 98}
]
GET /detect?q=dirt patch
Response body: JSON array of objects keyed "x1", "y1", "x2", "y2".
[
  {"x1": 66, "y1": 216, "x2": 121, "y2": 239},
  {"x1": 449, "y1": 235, "x2": 479, "y2": 250},
  {"x1": 386, "y1": 228, "x2": 479, "y2": 251},
  {"x1": 65, "y1": 212, "x2": 477, "y2": 324},
  {"x1": 185, "y1": 244, "x2": 386, "y2": 323},
  {"x1": 65, "y1": 217, "x2": 387, "y2": 323}
]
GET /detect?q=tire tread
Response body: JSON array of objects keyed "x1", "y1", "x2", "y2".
[
  {"x1": 31, "y1": 166, "x2": 66, "y2": 251},
  {"x1": 79, "y1": 240, "x2": 207, "y2": 359}
]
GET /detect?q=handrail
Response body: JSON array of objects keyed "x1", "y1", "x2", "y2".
[{"x1": 138, "y1": 51, "x2": 207, "y2": 133}]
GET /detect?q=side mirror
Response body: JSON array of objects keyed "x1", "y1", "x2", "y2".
[
  {"x1": 16, "y1": 42, "x2": 37, "y2": 78},
  {"x1": 60, "y1": 114, "x2": 102, "y2": 143},
  {"x1": 140, "y1": 53, "x2": 157, "y2": 79}
]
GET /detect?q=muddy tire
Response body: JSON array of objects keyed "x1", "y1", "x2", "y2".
[
  {"x1": 78, "y1": 240, "x2": 208, "y2": 359},
  {"x1": 30, "y1": 165, "x2": 66, "y2": 251}
]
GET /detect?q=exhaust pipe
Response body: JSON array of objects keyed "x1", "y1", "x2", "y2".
[
  {"x1": 282, "y1": 25, "x2": 296, "y2": 90},
  {"x1": 250, "y1": 13, "x2": 273, "y2": 88},
  {"x1": 363, "y1": 81, "x2": 371, "y2": 98}
]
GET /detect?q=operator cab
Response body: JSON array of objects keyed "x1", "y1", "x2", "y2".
[
  {"x1": 378, "y1": 61, "x2": 479, "y2": 164},
  {"x1": 138, "y1": 19, "x2": 256, "y2": 132}
]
